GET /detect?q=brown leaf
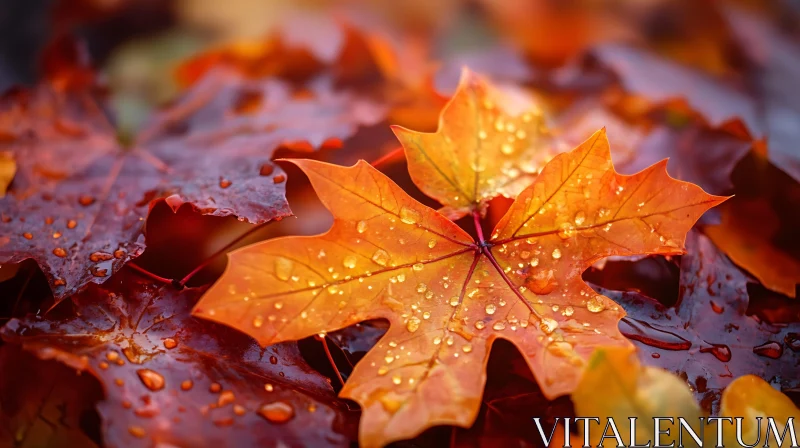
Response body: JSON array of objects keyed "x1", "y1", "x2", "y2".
[
  {"x1": 0, "y1": 69, "x2": 384, "y2": 300},
  {"x1": 1, "y1": 269, "x2": 357, "y2": 447}
]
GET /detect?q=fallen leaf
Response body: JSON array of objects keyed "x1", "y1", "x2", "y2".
[
  {"x1": 0, "y1": 68, "x2": 384, "y2": 300},
  {"x1": 704, "y1": 198, "x2": 800, "y2": 298},
  {"x1": 572, "y1": 346, "x2": 703, "y2": 447},
  {"x1": 718, "y1": 375, "x2": 800, "y2": 446},
  {"x1": 0, "y1": 150, "x2": 15, "y2": 197},
  {"x1": 0, "y1": 344, "x2": 103, "y2": 448},
  {"x1": 599, "y1": 231, "x2": 800, "y2": 413},
  {"x1": 193, "y1": 129, "x2": 724, "y2": 446},
  {"x1": 0, "y1": 269, "x2": 356, "y2": 447},
  {"x1": 392, "y1": 69, "x2": 563, "y2": 219}
]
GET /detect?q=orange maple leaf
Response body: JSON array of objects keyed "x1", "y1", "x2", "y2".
[
  {"x1": 193, "y1": 128, "x2": 724, "y2": 446},
  {"x1": 392, "y1": 69, "x2": 564, "y2": 219}
]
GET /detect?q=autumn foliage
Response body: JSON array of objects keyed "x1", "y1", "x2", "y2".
[{"x1": 1, "y1": 1, "x2": 799, "y2": 447}]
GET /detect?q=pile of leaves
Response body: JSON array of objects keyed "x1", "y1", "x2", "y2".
[{"x1": 1, "y1": 1, "x2": 799, "y2": 447}]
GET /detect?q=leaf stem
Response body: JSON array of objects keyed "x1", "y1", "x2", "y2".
[
  {"x1": 482, "y1": 246, "x2": 543, "y2": 321},
  {"x1": 472, "y1": 209, "x2": 485, "y2": 244},
  {"x1": 316, "y1": 334, "x2": 346, "y2": 387},
  {"x1": 178, "y1": 221, "x2": 271, "y2": 287},
  {"x1": 370, "y1": 146, "x2": 404, "y2": 168},
  {"x1": 128, "y1": 263, "x2": 175, "y2": 285}
]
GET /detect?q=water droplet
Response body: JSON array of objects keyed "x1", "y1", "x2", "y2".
[
  {"x1": 501, "y1": 143, "x2": 514, "y2": 155},
  {"x1": 586, "y1": 296, "x2": 605, "y2": 313},
  {"x1": 52, "y1": 247, "x2": 67, "y2": 258},
  {"x1": 392, "y1": 375, "x2": 402, "y2": 385},
  {"x1": 234, "y1": 405, "x2": 247, "y2": 416},
  {"x1": 547, "y1": 341, "x2": 573, "y2": 358},
  {"x1": 343, "y1": 255, "x2": 357, "y2": 269},
  {"x1": 372, "y1": 249, "x2": 389, "y2": 266},
  {"x1": 462, "y1": 344, "x2": 473, "y2": 353},
  {"x1": 700, "y1": 343, "x2": 732, "y2": 362},
  {"x1": 136, "y1": 369, "x2": 165, "y2": 391},
  {"x1": 78, "y1": 195, "x2": 95, "y2": 206},
  {"x1": 259, "y1": 164, "x2": 275, "y2": 176},
  {"x1": 67, "y1": 219, "x2": 77, "y2": 229},
  {"x1": 493, "y1": 322, "x2": 505, "y2": 331},
  {"x1": 753, "y1": 341, "x2": 783, "y2": 359},
  {"x1": 274, "y1": 257, "x2": 293, "y2": 281},
  {"x1": 539, "y1": 317, "x2": 559, "y2": 334},
  {"x1": 22, "y1": 232, "x2": 33, "y2": 240},
  {"x1": 90, "y1": 251, "x2": 113, "y2": 262},
  {"x1": 526, "y1": 269, "x2": 558, "y2": 295},
  {"x1": 219, "y1": 178, "x2": 232, "y2": 188},
  {"x1": 529, "y1": 258, "x2": 539, "y2": 267},
  {"x1": 181, "y1": 380, "x2": 193, "y2": 390},
  {"x1": 52, "y1": 231, "x2": 62, "y2": 239},
  {"x1": 272, "y1": 174, "x2": 286, "y2": 184},
  {"x1": 563, "y1": 306, "x2": 574, "y2": 317},
  {"x1": 416, "y1": 283, "x2": 427, "y2": 293},
  {"x1": 449, "y1": 296, "x2": 459, "y2": 307},
  {"x1": 355, "y1": 221, "x2": 369, "y2": 235},
  {"x1": 710, "y1": 301, "x2": 724, "y2": 314},
  {"x1": 258, "y1": 402, "x2": 294, "y2": 424},
  {"x1": 422, "y1": 311, "x2": 431, "y2": 319},
  {"x1": 406, "y1": 316, "x2": 420, "y2": 332},
  {"x1": 433, "y1": 336, "x2": 442, "y2": 345},
  {"x1": 218, "y1": 390, "x2": 236, "y2": 406},
  {"x1": 619, "y1": 318, "x2": 691, "y2": 351},
  {"x1": 128, "y1": 426, "x2": 146, "y2": 438},
  {"x1": 475, "y1": 321, "x2": 486, "y2": 330},
  {"x1": 264, "y1": 384, "x2": 274, "y2": 392},
  {"x1": 428, "y1": 240, "x2": 437, "y2": 249},
  {"x1": 574, "y1": 211, "x2": 586, "y2": 226},
  {"x1": 400, "y1": 207, "x2": 421, "y2": 225},
  {"x1": 485, "y1": 304, "x2": 496, "y2": 315},
  {"x1": 210, "y1": 383, "x2": 222, "y2": 393},
  {"x1": 551, "y1": 248, "x2": 562, "y2": 259},
  {"x1": 91, "y1": 266, "x2": 108, "y2": 277},
  {"x1": 478, "y1": 130, "x2": 487, "y2": 140},
  {"x1": 163, "y1": 338, "x2": 177, "y2": 349},
  {"x1": 253, "y1": 315, "x2": 264, "y2": 328},
  {"x1": 113, "y1": 249, "x2": 126, "y2": 259},
  {"x1": 412, "y1": 262, "x2": 424, "y2": 271}
]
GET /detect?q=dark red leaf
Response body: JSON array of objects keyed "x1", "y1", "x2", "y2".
[{"x1": 0, "y1": 269, "x2": 358, "y2": 446}]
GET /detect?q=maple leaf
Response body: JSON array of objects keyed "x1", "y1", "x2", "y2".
[
  {"x1": 0, "y1": 68, "x2": 384, "y2": 300},
  {"x1": 561, "y1": 101, "x2": 752, "y2": 195},
  {"x1": 0, "y1": 269, "x2": 356, "y2": 447},
  {"x1": 0, "y1": 345, "x2": 103, "y2": 447},
  {"x1": 597, "y1": 231, "x2": 800, "y2": 413},
  {"x1": 193, "y1": 129, "x2": 724, "y2": 447},
  {"x1": 392, "y1": 69, "x2": 564, "y2": 219}
]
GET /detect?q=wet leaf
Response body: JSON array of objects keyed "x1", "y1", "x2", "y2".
[
  {"x1": 0, "y1": 269, "x2": 356, "y2": 447},
  {"x1": 0, "y1": 69, "x2": 384, "y2": 300},
  {"x1": 705, "y1": 198, "x2": 800, "y2": 298},
  {"x1": 0, "y1": 345, "x2": 103, "y2": 448},
  {"x1": 193, "y1": 128, "x2": 723, "y2": 447},
  {"x1": 392, "y1": 69, "x2": 564, "y2": 219},
  {"x1": 0, "y1": 151, "x2": 14, "y2": 197},
  {"x1": 600, "y1": 231, "x2": 800, "y2": 413},
  {"x1": 719, "y1": 375, "x2": 800, "y2": 447}
]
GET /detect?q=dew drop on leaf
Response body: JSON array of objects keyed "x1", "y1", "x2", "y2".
[
  {"x1": 356, "y1": 220, "x2": 368, "y2": 234},
  {"x1": 163, "y1": 338, "x2": 177, "y2": 349},
  {"x1": 586, "y1": 296, "x2": 605, "y2": 313},
  {"x1": 89, "y1": 251, "x2": 113, "y2": 262},
  {"x1": 372, "y1": 249, "x2": 389, "y2": 266},
  {"x1": 181, "y1": 380, "x2": 193, "y2": 391},
  {"x1": 406, "y1": 316, "x2": 421, "y2": 332},
  {"x1": 475, "y1": 321, "x2": 485, "y2": 330},
  {"x1": 22, "y1": 232, "x2": 33, "y2": 240},
  {"x1": 485, "y1": 304, "x2": 496, "y2": 315},
  {"x1": 52, "y1": 247, "x2": 67, "y2": 258},
  {"x1": 427, "y1": 240, "x2": 437, "y2": 249},
  {"x1": 400, "y1": 207, "x2": 421, "y2": 225},
  {"x1": 493, "y1": 322, "x2": 505, "y2": 331},
  {"x1": 551, "y1": 248, "x2": 562, "y2": 259},
  {"x1": 253, "y1": 315, "x2": 264, "y2": 328},
  {"x1": 258, "y1": 402, "x2": 295, "y2": 424},
  {"x1": 274, "y1": 257, "x2": 293, "y2": 281},
  {"x1": 539, "y1": 317, "x2": 559, "y2": 335},
  {"x1": 136, "y1": 369, "x2": 165, "y2": 391},
  {"x1": 412, "y1": 262, "x2": 424, "y2": 271},
  {"x1": 343, "y1": 255, "x2": 357, "y2": 269}
]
